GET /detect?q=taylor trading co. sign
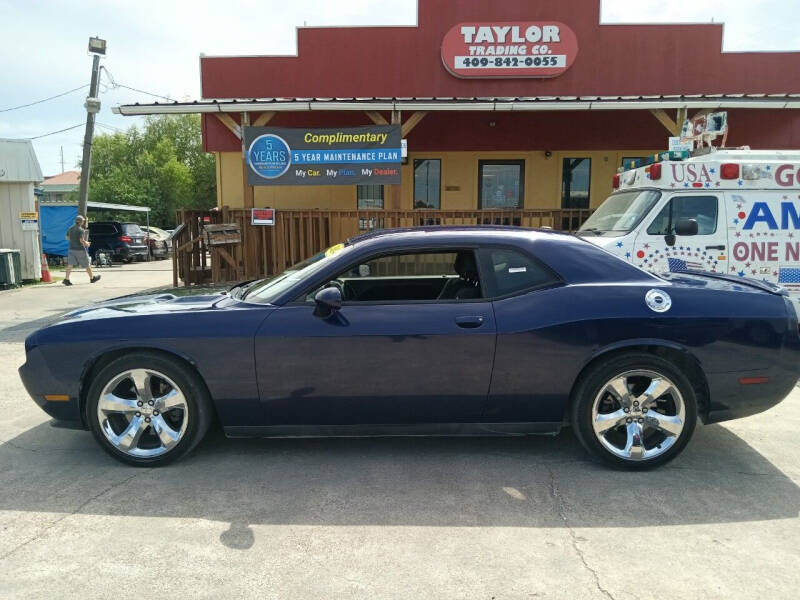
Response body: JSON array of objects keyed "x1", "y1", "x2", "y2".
[
  {"x1": 244, "y1": 125, "x2": 401, "y2": 186},
  {"x1": 441, "y1": 22, "x2": 578, "y2": 78}
]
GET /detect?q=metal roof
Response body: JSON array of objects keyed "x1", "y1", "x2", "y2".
[
  {"x1": 114, "y1": 93, "x2": 800, "y2": 115},
  {"x1": 38, "y1": 198, "x2": 151, "y2": 213},
  {"x1": 0, "y1": 139, "x2": 43, "y2": 183}
]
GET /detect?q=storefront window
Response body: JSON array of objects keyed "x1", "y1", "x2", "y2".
[
  {"x1": 478, "y1": 160, "x2": 524, "y2": 209},
  {"x1": 413, "y1": 159, "x2": 441, "y2": 209},
  {"x1": 561, "y1": 158, "x2": 591, "y2": 209},
  {"x1": 357, "y1": 184, "x2": 384, "y2": 210}
]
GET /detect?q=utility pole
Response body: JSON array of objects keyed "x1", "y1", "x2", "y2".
[
  {"x1": 77, "y1": 36, "x2": 106, "y2": 218},
  {"x1": 60, "y1": 146, "x2": 64, "y2": 173}
]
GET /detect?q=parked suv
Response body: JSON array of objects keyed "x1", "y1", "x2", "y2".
[{"x1": 88, "y1": 221, "x2": 148, "y2": 263}]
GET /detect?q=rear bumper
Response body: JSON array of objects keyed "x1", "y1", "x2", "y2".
[
  {"x1": 705, "y1": 366, "x2": 799, "y2": 424},
  {"x1": 19, "y1": 346, "x2": 85, "y2": 426},
  {"x1": 115, "y1": 245, "x2": 148, "y2": 259}
]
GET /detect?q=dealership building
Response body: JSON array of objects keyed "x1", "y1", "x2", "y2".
[
  {"x1": 117, "y1": 0, "x2": 800, "y2": 216},
  {"x1": 115, "y1": 0, "x2": 800, "y2": 283}
]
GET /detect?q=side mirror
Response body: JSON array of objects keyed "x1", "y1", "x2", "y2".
[
  {"x1": 313, "y1": 286, "x2": 342, "y2": 319},
  {"x1": 675, "y1": 218, "x2": 699, "y2": 237}
]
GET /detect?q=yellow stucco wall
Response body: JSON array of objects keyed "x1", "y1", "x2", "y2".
[{"x1": 217, "y1": 149, "x2": 660, "y2": 211}]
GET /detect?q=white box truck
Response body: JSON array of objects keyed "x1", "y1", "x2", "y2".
[{"x1": 579, "y1": 149, "x2": 800, "y2": 304}]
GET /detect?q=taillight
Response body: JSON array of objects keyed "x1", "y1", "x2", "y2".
[
  {"x1": 739, "y1": 376, "x2": 769, "y2": 385},
  {"x1": 721, "y1": 163, "x2": 740, "y2": 179},
  {"x1": 649, "y1": 162, "x2": 662, "y2": 180},
  {"x1": 119, "y1": 235, "x2": 132, "y2": 243},
  {"x1": 612, "y1": 173, "x2": 620, "y2": 189}
]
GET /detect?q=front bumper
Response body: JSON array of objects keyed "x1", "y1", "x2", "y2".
[{"x1": 19, "y1": 346, "x2": 84, "y2": 426}]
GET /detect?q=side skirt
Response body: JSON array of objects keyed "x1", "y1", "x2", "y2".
[{"x1": 224, "y1": 421, "x2": 563, "y2": 438}]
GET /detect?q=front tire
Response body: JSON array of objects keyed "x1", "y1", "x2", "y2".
[
  {"x1": 86, "y1": 352, "x2": 212, "y2": 466},
  {"x1": 571, "y1": 353, "x2": 697, "y2": 469}
]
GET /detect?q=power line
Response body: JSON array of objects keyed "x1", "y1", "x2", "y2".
[
  {"x1": 96, "y1": 121, "x2": 124, "y2": 132},
  {"x1": 113, "y1": 83, "x2": 175, "y2": 102},
  {"x1": 101, "y1": 67, "x2": 175, "y2": 102},
  {"x1": 0, "y1": 85, "x2": 88, "y2": 113},
  {"x1": 29, "y1": 123, "x2": 85, "y2": 140}
]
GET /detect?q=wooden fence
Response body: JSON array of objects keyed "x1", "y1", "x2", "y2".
[{"x1": 171, "y1": 207, "x2": 593, "y2": 286}]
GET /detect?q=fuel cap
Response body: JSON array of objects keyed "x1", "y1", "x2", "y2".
[{"x1": 645, "y1": 289, "x2": 672, "y2": 313}]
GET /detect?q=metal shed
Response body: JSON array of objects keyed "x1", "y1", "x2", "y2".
[{"x1": 0, "y1": 139, "x2": 43, "y2": 280}]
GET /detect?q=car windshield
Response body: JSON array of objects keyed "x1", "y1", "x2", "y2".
[
  {"x1": 578, "y1": 190, "x2": 661, "y2": 236},
  {"x1": 122, "y1": 223, "x2": 144, "y2": 235},
  {"x1": 243, "y1": 243, "x2": 350, "y2": 304}
]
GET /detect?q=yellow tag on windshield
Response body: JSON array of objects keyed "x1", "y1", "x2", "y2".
[{"x1": 325, "y1": 243, "x2": 345, "y2": 257}]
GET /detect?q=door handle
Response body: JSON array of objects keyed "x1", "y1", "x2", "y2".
[
  {"x1": 455, "y1": 316, "x2": 484, "y2": 329},
  {"x1": 705, "y1": 245, "x2": 725, "y2": 250}
]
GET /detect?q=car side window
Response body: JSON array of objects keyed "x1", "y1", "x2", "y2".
[
  {"x1": 306, "y1": 250, "x2": 483, "y2": 303},
  {"x1": 479, "y1": 247, "x2": 559, "y2": 298},
  {"x1": 646, "y1": 195, "x2": 718, "y2": 235}
]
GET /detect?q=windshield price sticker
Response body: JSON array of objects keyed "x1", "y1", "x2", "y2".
[{"x1": 442, "y1": 22, "x2": 578, "y2": 78}]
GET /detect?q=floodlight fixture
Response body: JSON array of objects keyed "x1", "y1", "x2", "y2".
[{"x1": 88, "y1": 37, "x2": 107, "y2": 55}]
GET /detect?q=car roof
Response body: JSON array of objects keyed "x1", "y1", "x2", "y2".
[
  {"x1": 346, "y1": 225, "x2": 571, "y2": 246},
  {"x1": 342, "y1": 226, "x2": 658, "y2": 286}
]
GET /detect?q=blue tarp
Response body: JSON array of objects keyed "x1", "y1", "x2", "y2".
[{"x1": 41, "y1": 204, "x2": 77, "y2": 256}]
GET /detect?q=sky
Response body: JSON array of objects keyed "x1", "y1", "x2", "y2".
[{"x1": 1, "y1": 0, "x2": 798, "y2": 176}]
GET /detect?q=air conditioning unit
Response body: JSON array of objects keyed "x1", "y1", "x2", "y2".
[{"x1": 0, "y1": 249, "x2": 22, "y2": 288}]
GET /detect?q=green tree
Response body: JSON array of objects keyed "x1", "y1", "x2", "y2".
[{"x1": 88, "y1": 114, "x2": 216, "y2": 226}]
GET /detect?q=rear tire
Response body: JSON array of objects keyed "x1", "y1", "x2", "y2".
[
  {"x1": 571, "y1": 353, "x2": 697, "y2": 469},
  {"x1": 86, "y1": 352, "x2": 212, "y2": 466}
]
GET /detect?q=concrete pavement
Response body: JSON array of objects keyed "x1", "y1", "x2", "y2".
[
  {"x1": 0, "y1": 259, "x2": 174, "y2": 343},
  {"x1": 1, "y1": 259, "x2": 799, "y2": 599}
]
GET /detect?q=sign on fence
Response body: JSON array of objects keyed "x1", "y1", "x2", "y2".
[
  {"x1": 19, "y1": 211, "x2": 38, "y2": 231},
  {"x1": 252, "y1": 208, "x2": 275, "y2": 226},
  {"x1": 243, "y1": 125, "x2": 402, "y2": 186}
]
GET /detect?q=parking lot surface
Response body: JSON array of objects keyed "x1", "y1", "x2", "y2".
[{"x1": 1, "y1": 260, "x2": 799, "y2": 599}]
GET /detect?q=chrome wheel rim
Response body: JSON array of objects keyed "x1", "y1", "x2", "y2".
[
  {"x1": 96, "y1": 368, "x2": 189, "y2": 458},
  {"x1": 591, "y1": 369, "x2": 685, "y2": 462}
]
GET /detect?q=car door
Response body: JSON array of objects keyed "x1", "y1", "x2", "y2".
[
  {"x1": 254, "y1": 249, "x2": 497, "y2": 427},
  {"x1": 631, "y1": 193, "x2": 728, "y2": 274}
]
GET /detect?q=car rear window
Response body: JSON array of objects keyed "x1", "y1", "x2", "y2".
[
  {"x1": 122, "y1": 223, "x2": 144, "y2": 235},
  {"x1": 89, "y1": 223, "x2": 117, "y2": 235}
]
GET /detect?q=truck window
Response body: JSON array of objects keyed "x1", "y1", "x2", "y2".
[{"x1": 646, "y1": 196, "x2": 718, "y2": 236}]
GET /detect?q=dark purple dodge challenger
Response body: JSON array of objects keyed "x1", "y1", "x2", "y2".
[{"x1": 20, "y1": 227, "x2": 800, "y2": 468}]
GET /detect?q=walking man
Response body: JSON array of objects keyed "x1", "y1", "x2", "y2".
[{"x1": 63, "y1": 215, "x2": 100, "y2": 286}]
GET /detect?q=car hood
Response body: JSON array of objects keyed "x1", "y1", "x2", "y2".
[{"x1": 59, "y1": 285, "x2": 233, "y2": 322}]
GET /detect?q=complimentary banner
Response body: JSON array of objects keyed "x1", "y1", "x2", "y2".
[{"x1": 244, "y1": 125, "x2": 402, "y2": 186}]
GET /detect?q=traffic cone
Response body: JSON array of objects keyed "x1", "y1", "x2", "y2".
[{"x1": 40, "y1": 253, "x2": 52, "y2": 283}]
